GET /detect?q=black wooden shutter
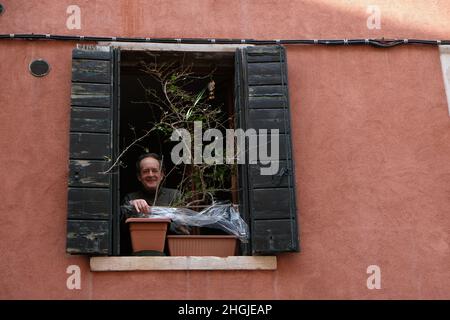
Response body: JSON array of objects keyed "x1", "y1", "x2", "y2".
[
  {"x1": 235, "y1": 45, "x2": 299, "y2": 254},
  {"x1": 66, "y1": 46, "x2": 116, "y2": 255}
]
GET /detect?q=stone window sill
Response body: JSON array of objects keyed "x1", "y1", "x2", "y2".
[{"x1": 90, "y1": 256, "x2": 277, "y2": 271}]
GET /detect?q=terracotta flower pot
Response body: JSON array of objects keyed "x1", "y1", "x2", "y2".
[
  {"x1": 167, "y1": 235, "x2": 238, "y2": 257},
  {"x1": 126, "y1": 217, "x2": 171, "y2": 254}
]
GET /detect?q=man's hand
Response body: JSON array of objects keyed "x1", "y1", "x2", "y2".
[{"x1": 130, "y1": 199, "x2": 151, "y2": 214}]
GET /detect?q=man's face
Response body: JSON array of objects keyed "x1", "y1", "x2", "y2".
[{"x1": 137, "y1": 157, "x2": 163, "y2": 192}]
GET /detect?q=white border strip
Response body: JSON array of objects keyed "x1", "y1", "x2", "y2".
[
  {"x1": 439, "y1": 45, "x2": 450, "y2": 116},
  {"x1": 97, "y1": 42, "x2": 253, "y2": 52},
  {"x1": 90, "y1": 256, "x2": 277, "y2": 271}
]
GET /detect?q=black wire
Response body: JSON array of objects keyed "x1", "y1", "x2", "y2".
[{"x1": 1, "y1": 34, "x2": 449, "y2": 47}]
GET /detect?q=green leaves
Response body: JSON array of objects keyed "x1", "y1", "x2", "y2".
[
  {"x1": 193, "y1": 88, "x2": 206, "y2": 108},
  {"x1": 185, "y1": 107, "x2": 193, "y2": 121},
  {"x1": 185, "y1": 88, "x2": 206, "y2": 120}
]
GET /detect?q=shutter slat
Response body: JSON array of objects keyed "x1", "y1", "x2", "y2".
[
  {"x1": 247, "y1": 46, "x2": 282, "y2": 55},
  {"x1": 72, "y1": 59, "x2": 111, "y2": 83},
  {"x1": 249, "y1": 161, "x2": 290, "y2": 188},
  {"x1": 248, "y1": 109, "x2": 288, "y2": 133},
  {"x1": 69, "y1": 133, "x2": 110, "y2": 159},
  {"x1": 73, "y1": 48, "x2": 112, "y2": 60},
  {"x1": 248, "y1": 62, "x2": 288, "y2": 85},
  {"x1": 249, "y1": 85, "x2": 285, "y2": 97},
  {"x1": 253, "y1": 220, "x2": 297, "y2": 253},
  {"x1": 70, "y1": 107, "x2": 111, "y2": 133},
  {"x1": 68, "y1": 160, "x2": 111, "y2": 187},
  {"x1": 67, "y1": 220, "x2": 111, "y2": 254},
  {"x1": 71, "y1": 83, "x2": 111, "y2": 107},
  {"x1": 247, "y1": 55, "x2": 285, "y2": 63},
  {"x1": 251, "y1": 189, "x2": 292, "y2": 219},
  {"x1": 236, "y1": 45, "x2": 299, "y2": 255},
  {"x1": 68, "y1": 188, "x2": 111, "y2": 219},
  {"x1": 246, "y1": 134, "x2": 289, "y2": 159},
  {"x1": 249, "y1": 96, "x2": 286, "y2": 109},
  {"x1": 67, "y1": 47, "x2": 114, "y2": 255},
  {"x1": 246, "y1": 46, "x2": 285, "y2": 63},
  {"x1": 267, "y1": 134, "x2": 289, "y2": 160}
]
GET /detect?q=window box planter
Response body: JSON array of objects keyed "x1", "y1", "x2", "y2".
[
  {"x1": 167, "y1": 235, "x2": 238, "y2": 257},
  {"x1": 126, "y1": 217, "x2": 171, "y2": 255}
]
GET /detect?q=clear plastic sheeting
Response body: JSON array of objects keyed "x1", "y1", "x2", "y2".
[{"x1": 121, "y1": 201, "x2": 249, "y2": 242}]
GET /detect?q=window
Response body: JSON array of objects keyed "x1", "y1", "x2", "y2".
[
  {"x1": 66, "y1": 44, "x2": 299, "y2": 256},
  {"x1": 119, "y1": 50, "x2": 236, "y2": 255}
]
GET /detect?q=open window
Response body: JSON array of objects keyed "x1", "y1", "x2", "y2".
[
  {"x1": 66, "y1": 44, "x2": 299, "y2": 256},
  {"x1": 119, "y1": 50, "x2": 237, "y2": 255}
]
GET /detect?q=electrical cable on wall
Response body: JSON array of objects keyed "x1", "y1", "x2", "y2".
[{"x1": 0, "y1": 33, "x2": 449, "y2": 48}]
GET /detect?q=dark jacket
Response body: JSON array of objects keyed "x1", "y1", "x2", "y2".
[
  {"x1": 123, "y1": 187, "x2": 181, "y2": 206},
  {"x1": 121, "y1": 187, "x2": 181, "y2": 220}
]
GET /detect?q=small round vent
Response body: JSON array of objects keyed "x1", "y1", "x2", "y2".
[{"x1": 29, "y1": 59, "x2": 50, "y2": 77}]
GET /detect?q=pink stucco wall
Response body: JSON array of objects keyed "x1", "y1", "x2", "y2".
[{"x1": 1, "y1": 0, "x2": 449, "y2": 299}]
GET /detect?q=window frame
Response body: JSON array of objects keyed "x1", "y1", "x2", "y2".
[{"x1": 66, "y1": 43, "x2": 300, "y2": 258}]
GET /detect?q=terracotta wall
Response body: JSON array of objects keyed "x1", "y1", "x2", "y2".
[{"x1": 0, "y1": 0, "x2": 449, "y2": 299}]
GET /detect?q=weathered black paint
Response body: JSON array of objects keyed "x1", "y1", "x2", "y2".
[
  {"x1": 235, "y1": 48, "x2": 251, "y2": 256},
  {"x1": 66, "y1": 47, "x2": 114, "y2": 255},
  {"x1": 71, "y1": 83, "x2": 111, "y2": 107},
  {"x1": 68, "y1": 188, "x2": 111, "y2": 219},
  {"x1": 66, "y1": 220, "x2": 110, "y2": 254},
  {"x1": 70, "y1": 107, "x2": 111, "y2": 133},
  {"x1": 235, "y1": 45, "x2": 299, "y2": 254},
  {"x1": 68, "y1": 160, "x2": 111, "y2": 188}
]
